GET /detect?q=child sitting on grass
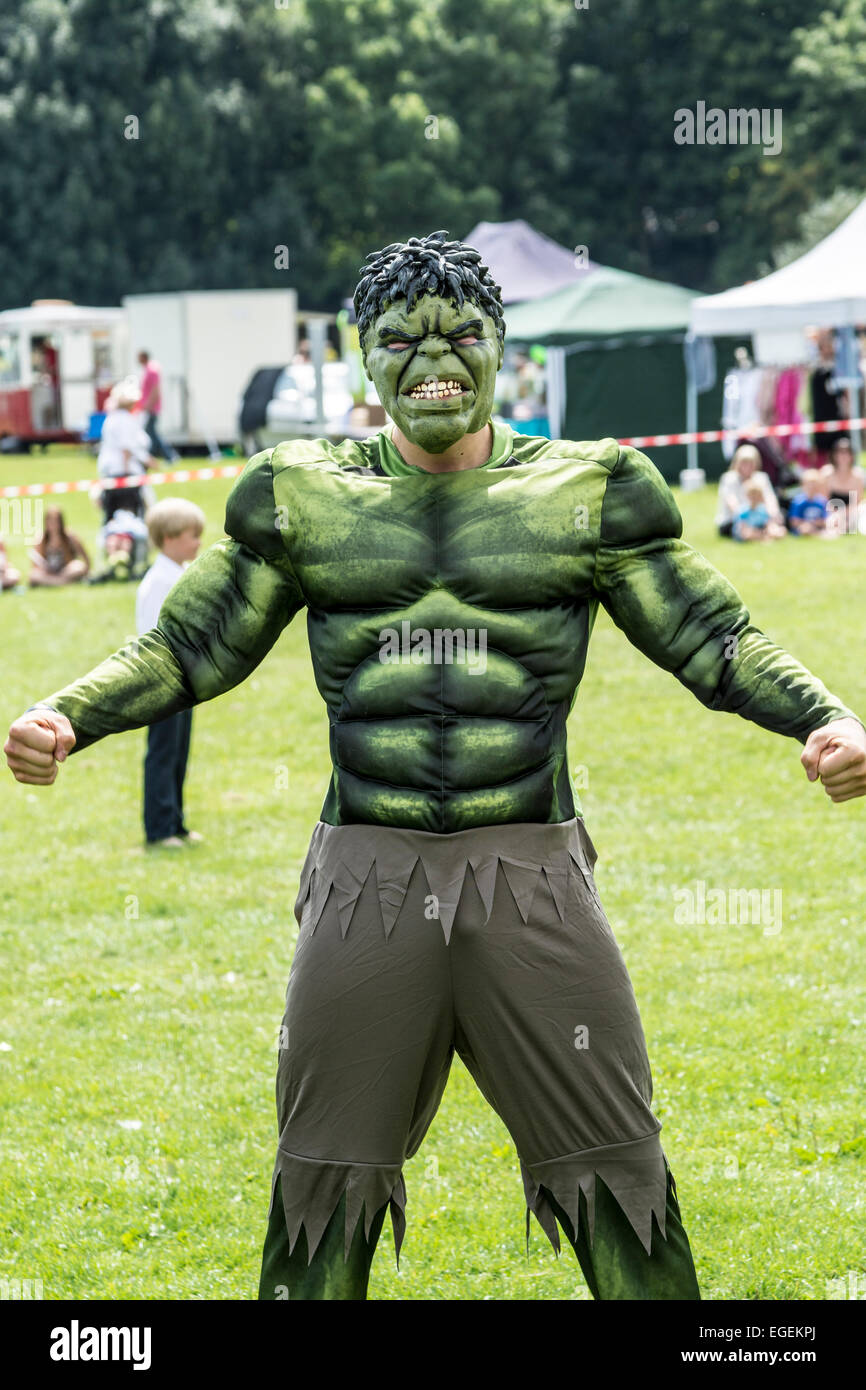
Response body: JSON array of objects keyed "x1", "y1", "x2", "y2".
[
  {"x1": 734, "y1": 480, "x2": 787, "y2": 543},
  {"x1": 136, "y1": 497, "x2": 206, "y2": 848},
  {"x1": 788, "y1": 469, "x2": 832, "y2": 537}
]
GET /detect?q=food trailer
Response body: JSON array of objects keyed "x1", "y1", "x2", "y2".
[
  {"x1": 0, "y1": 289, "x2": 304, "y2": 453},
  {"x1": 0, "y1": 301, "x2": 127, "y2": 448}
]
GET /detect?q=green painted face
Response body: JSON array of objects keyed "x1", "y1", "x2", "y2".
[{"x1": 363, "y1": 292, "x2": 504, "y2": 453}]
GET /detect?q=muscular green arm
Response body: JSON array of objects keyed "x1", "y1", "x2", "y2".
[
  {"x1": 31, "y1": 451, "x2": 305, "y2": 752},
  {"x1": 593, "y1": 447, "x2": 857, "y2": 742}
]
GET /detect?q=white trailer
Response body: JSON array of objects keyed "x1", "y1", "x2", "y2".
[{"x1": 123, "y1": 289, "x2": 297, "y2": 450}]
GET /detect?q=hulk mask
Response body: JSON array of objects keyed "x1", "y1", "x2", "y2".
[
  {"x1": 355, "y1": 229, "x2": 506, "y2": 454},
  {"x1": 363, "y1": 293, "x2": 503, "y2": 453}
]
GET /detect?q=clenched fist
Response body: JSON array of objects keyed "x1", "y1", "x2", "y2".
[
  {"x1": 4, "y1": 710, "x2": 76, "y2": 785},
  {"x1": 801, "y1": 717, "x2": 866, "y2": 803}
]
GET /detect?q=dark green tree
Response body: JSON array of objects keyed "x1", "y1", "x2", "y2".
[{"x1": 0, "y1": 0, "x2": 860, "y2": 307}]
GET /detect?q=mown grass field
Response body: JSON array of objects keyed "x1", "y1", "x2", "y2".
[{"x1": 1, "y1": 444, "x2": 865, "y2": 1301}]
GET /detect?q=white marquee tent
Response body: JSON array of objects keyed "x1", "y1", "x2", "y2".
[
  {"x1": 690, "y1": 197, "x2": 866, "y2": 334},
  {"x1": 688, "y1": 197, "x2": 866, "y2": 462}
]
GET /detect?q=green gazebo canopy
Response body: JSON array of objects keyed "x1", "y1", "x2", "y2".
[
  {"x1": 499, "y1": 264, "x2": 736, "y2": 481},
  {"x1": 503, "y1": 264, "x2": 696, "y2": 342}
]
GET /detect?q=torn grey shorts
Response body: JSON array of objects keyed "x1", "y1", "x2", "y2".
[{"x1": 267, "y1": 816, "x2": 669, "y2": 1264}]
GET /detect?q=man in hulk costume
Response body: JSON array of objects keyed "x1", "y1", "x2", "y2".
[{"x1": 7, "y1": 231, "x2": 866, "y2": 1302}]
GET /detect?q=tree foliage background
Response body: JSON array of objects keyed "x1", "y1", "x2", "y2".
[{"x1": 0, "y1": 0, "x2": 862, "y2": 309}]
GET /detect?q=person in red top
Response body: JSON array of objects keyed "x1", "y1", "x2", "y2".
[{"x1": 137, "y1": 350, "x2": 179, "y2": 462}]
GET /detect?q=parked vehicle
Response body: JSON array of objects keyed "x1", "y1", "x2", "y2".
[{"x1": 239, "y1": 361, "x2": 386, "y2": 454}]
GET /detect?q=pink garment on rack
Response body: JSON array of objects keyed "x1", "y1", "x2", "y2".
[{"x1": 774, "y1": 367, "x2": 810, "y2": 466}]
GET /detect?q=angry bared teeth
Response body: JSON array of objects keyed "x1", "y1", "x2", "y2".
[{"x1": 407, "y1": 379, "x2": 468, "y2": 399}]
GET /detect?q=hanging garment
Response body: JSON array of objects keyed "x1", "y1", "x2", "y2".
[
  {"x1": 756, "y1": 367, "x2": 779, "y2": 425},
  {"x1": 721, "y1": 367, "x2": 764, "y2": 461},
  {"x1": 811, "y1": 366, "x2": 844, "y2": 454},
  {"x1": 774, "y1": 367, "x2": 810, "y2": 467}
]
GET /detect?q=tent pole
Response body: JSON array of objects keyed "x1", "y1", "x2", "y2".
[
  {"x1": 308, "y1": 318, "x2": 327, "y2": 430},
  {"x1": 685, "y1": 332, "x2": 698, "y2": 471},
  {"x1": 545, "y1": 346, "x2": 565, "y2": 439}
]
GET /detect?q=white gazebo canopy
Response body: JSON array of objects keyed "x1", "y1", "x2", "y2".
[{"x1": 690, "y1": 197, "x2": 866, "y2": 335}]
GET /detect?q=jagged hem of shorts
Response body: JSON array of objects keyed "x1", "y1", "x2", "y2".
[
  {"x1": 521, "y1": 1131, "x2": 669, "y2": 1257},
  {"x1": 295, "y1": 822, "x2": 592, "y2": 944},
  {"x1": 269, "y1": 1147, "x2": 407, "y2": 1265}
]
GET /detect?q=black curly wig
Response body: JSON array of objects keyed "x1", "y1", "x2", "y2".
[{"x1": 353, "y1": 229, "x2": 505, "y2": 359}]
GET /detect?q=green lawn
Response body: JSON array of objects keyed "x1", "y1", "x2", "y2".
[{"x1": 1, "y1": 446, "x2": 865, "y2": 1301}]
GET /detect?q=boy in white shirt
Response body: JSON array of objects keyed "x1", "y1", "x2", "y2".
[{"x1": 136, "y1": 498, "x2": 206, "y2": 847}]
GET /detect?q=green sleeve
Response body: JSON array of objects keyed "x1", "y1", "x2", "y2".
[
  {"x1": 592, "y1": 446, "x2": 859, "y2": 743},
  {"x1": 31, "y1": 450, "x2": 305, "y2": 753}
]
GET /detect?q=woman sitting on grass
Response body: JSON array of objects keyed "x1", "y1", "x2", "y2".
[
  {"x1": 824, "y1": 437, "x2": 864, "y2": 534},
  {"x1": 28, "y1": 506, "x2": 90, "y2": 587},
  {"x1": 715, "y1": 442, "x2": 783, "y2": 538}
]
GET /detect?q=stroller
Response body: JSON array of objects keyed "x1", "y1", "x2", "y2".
[{"x1": 88, "y1": 508, "x2": 151, "y2": 584}]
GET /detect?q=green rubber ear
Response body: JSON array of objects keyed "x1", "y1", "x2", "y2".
[{"x1": 359, "y1": 329, "x2": 372, "y2": 381}]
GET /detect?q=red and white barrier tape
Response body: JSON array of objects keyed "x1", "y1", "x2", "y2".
[
  {"x1": 2, "y1": 418, "x2": 865, "y2": 499},
  {"x1": 0, "y1": 463, "x2": 244, "y2": 500},
  {"x1": 618, "y1": 416, "x2": 866, "y2": 450}
]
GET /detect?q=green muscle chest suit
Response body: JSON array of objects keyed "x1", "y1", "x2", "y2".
[
  {"x1": 283, "y1": 437, "x2": 599, "y2": 831},
  {"x1": 38, "y1": 422, "x2": 856, "y2": 824}
]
